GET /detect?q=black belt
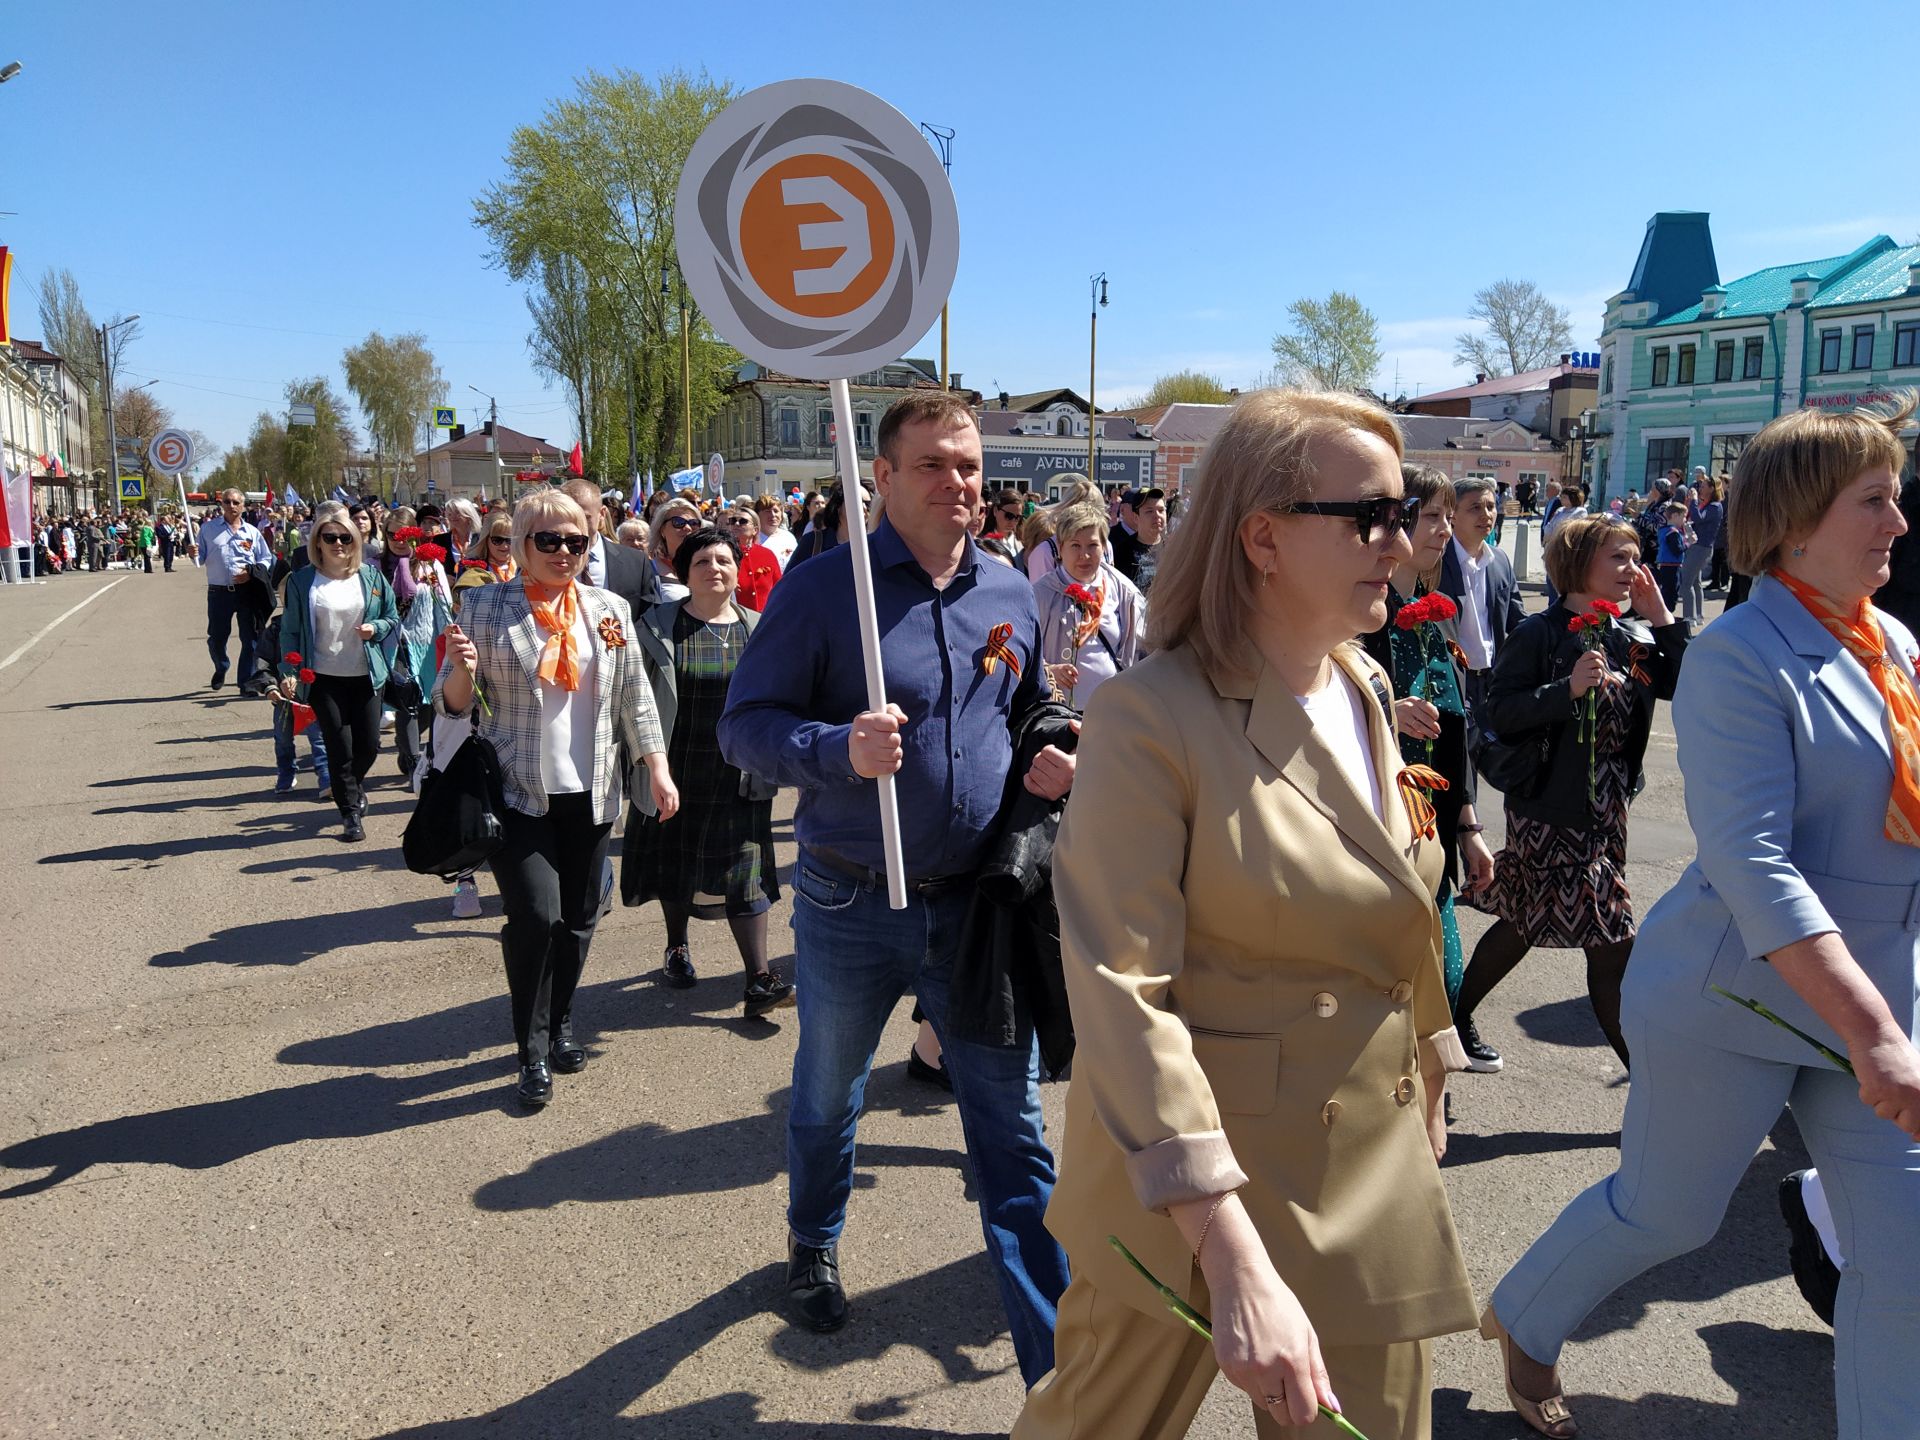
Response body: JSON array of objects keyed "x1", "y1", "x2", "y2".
[
  {"x1": 210, "y1": 582, "x2": 244, "y2": 592},
  {"x1": 802, "y1": 847, "x2": 968, "y2": 896}
]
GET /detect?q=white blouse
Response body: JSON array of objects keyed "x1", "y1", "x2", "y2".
[
  {"x1": 309, "y1": 574, "x2": 368, "y2": 677},
  {"x1": 1295, "y1": 669, "x2": 1384, "y2": 821},
  {"x1": 537, "y1": 611, "x2": 599, "y2": 795}
]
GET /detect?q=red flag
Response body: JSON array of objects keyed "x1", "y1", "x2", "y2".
[
  {"x1": 567, "y1": 442, "x2": 584, "y2": 478},
  {"x1": 0, "y1": 453, "x2": 28, "y2": 550},
  {"x1": 291, "y1": 702, "x2": 317, "y2": 736},
  {"x1": 263, "y1": 485, "x2": 275, "y2": 509}
]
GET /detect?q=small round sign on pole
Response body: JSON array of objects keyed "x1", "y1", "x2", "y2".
[
  {"x1": 677, "y1": 79, "x2": 961, "y2": 908},
  {"x1": 148, "y1": 428, "x2": 196, "y2": 477}
]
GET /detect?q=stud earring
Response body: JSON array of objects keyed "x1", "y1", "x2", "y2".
[{"x1": 1791, "y1": 545, "x2": 1806, "y2": 558}]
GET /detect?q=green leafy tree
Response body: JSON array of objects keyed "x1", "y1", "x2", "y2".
[
  {"x1": 473, "y1": 67, "x2": 741, "y2": 478},
  {"x1": 281, "y1": 378, "x2": 356, "y2": 501},
  {"x1": 1453, "y1": 279, "x2": 1575, "y2": 378},
  {"x1": 1272, "y1": 292, "x2": 1381, "y2": 393},
  {"x1": 1136, "y1": 370, "x2": 1235, "y2": 407},
  {"x1": 342, "y1": 332, "x2": 446, "y2": 496}
]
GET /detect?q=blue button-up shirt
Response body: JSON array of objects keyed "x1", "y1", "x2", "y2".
[
  {"x1": 719, "y1": 518, "x2": 1045, "y2": 879},
  {"x1": 198, "y1": 517, "x2": 271, "y2": 586}
]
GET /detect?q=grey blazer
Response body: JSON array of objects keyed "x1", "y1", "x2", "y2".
[
  {"x1": 630, "y1": 599, "x2": 776, "y2": 818},
  {"x1": 432, "y1": 578, "x2": 665, "y2": 825}
]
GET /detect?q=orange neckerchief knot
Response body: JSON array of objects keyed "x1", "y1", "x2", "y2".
[
  {"x1": 522, "y1": 577, "x2": 582, "y2": 692},
  {"x1": 1773, "y1": 568, "x2": 1920, "y2": 847},
  {"x1": 1398, "y1": 764, "x2": 1451, "y2": 840},
  {"x1": 982, "y1": 621, "x2": 1022, "y2": 678}
]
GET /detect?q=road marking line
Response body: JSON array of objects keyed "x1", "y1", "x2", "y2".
[{"x1": 0, "y1": 578, "x2": 128, "y2": 673}]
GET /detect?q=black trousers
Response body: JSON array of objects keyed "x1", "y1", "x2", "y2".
[
  {"x1": 490, "y1": 792, "x2": 611, "y2": 1067},
  {"x1": 206, "y1": 585, "x2": 262, "y2": 682},
  {"x1": 306, "y1": 672, "x2": 381, "y2": 815}
]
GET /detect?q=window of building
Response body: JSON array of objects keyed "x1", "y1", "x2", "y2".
[
  {"x1": 1852, "y1": 324, "x2": 1876, "y2": 370},
  {"x1": 1743, "y1": 336, "x2": 1764, "y2": 379},
  {"x1": 1601, "y1": 354, "x2": 1614, "y2": 396},
  {"x1": 855, "y1": 410, "x2": 873, "y2": 453},
  {"x1": 1676, "y1": 344, "x2": 1696, "y2": 385},
  {"x1": 816, "y1": 409, "x2": 833, "y2": 447},
  {"x1": 1714, "y1": 340, "x2": 1735, "y2": 383},
  {"x1": 1709, "y1": 433, "x2": 1752, "y2": 476},
  {"x1": 778, "y1": 407, "x2": 800, "y2": 448},
  {"x1": 1650, "y1": 347, "x2": 1671, "y2": 387},
  {"x1": 1645, "y1": 436, "x2": 1689, "y2": 485},
  {"x1": 1897, "y1": 321, "x2": 1920, "y2": 368},
  {"x1": 1819, "y1": 329, "x2": 1843, "y2": 372}
]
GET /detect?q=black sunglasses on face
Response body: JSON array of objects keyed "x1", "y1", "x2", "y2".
[
  {"x1": 665, "y1": 515, "x2": 698, "y2": 531},
  {"x1": 318, "y1": 532, "x2": 354, "y2": 546},
  {"x1": 531, "y1": 531, "x2": 591, "y2": 555},
  {"x1": 1279, "y1": 494, "x2": 1419, "y2": 544},
  {"x1": 487, "y1": 535, "x2": 512, "y2": 547}
]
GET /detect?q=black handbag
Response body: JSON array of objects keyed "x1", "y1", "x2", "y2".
[
  {"x1": 1472, "y1": 724, "x2": 1552, "y2": 800},
  {"x1": 402, "y1": 713, "x2": 507, "y2": 877}
]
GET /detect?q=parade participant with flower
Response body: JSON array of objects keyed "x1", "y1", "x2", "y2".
[
  {"x1": 380, "y1": 509, "x2": 455, "y2": 782},
  {"x1": 1457, "y1": 514, "x2": 1686, "y2": 1075},
  {"x1": 1017, "y1": 389, "x2": 1475, "y2": 1440},
  {"x1": 1481, "y1": 396, "x2": 1920, "y2": 1440},
  {"x1": 436, "y1": 488, "x2": 677, "y2": 1109},
  {"x1": 1361, "y1": 465, "x2": 1495, "y2": 1012},
  {"x1": 1032, "y1": 497, "x2": 1145, "y2": 708},
  {"x1": 277, "y1": 500, "x2": 399, "y2": 842}
]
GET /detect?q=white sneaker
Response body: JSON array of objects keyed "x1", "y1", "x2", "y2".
[
  {"x1": 452, "y1": 878, "x2": 482, "y2": 919},
  {"x1": 381, "y1": 708, "x2": 396, "y2": 731}
]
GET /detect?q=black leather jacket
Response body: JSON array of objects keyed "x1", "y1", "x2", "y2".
[{"x1": 1484, "y1": 603, "x2": 1688, "y2": 830}]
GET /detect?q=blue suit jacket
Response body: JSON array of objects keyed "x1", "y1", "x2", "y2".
[
  {"x1": 1438, "y1": 540, "x2": 1525, "y2": 661},
  {"x1": 1624, "y1": 573, "x2": 1920, "y2": 1064}
]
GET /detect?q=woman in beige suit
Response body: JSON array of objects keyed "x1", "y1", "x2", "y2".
[{"x1": 1015, "y1": 389, "x2": 1477, "y2": 1440}]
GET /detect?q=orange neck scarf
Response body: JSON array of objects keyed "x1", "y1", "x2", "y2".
[
  {"x1": 1773, "y1": 568, "x2": 1920, "y2": 846},
  {"x1": 522, "y1": 577, "x2": 582, "y2": 692}
]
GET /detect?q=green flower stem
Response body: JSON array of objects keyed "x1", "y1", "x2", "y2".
[
  {"x1": 1709, "y1": 986, "x2": 1857, "y2": 1075},
  {"x1": 1107, "y1": 1237, "x2": 1374, "y2": 1440}
]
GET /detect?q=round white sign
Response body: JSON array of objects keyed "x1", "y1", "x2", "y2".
[
  {"x1": 675, "y1": 79, "x2": 959, "y2": 382},
  {"x1": 148, "y1": 428, "x2": 196, "y2": 476}
]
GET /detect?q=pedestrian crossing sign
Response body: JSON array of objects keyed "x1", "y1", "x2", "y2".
[
  {"x1": 119, "y1": 475, "x2": 146, "y2": 502},
  {"x1": 433, "y1": 406, "x2": 457, "y2": 429}
]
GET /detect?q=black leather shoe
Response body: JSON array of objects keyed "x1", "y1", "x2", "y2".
[
  {"x1": 516, "y1": 1061, "x2": 553, "y2": 1108},
  {"x1": 341, "y1": 812, "x2": 365, "y2": 843},
  {"x1": 1458, "y1": 1016, "x2": 1504, "y2": 1074},
  {"x1": 210, "y1": 669, "x2": 227, "y2": 690},
  {"x1": 1780, "y1": 1170, "x2": 1839, "y2": 1327},
  {"x1": 743, "y1": 971, "x2": 796, "y2": 1019},
  {"x1": 906, "y1": 1045, "x2": 953, "y2": 1092},
  {"x1": 549, "y1": 1036, "x2": 587, "y2": 1074},
  {"x1": 662, "y1": 945, "x2": 697, "y2": 989},
  {"x1": 786, "y1": 1240, "x2": 847, "y2": 1333}
]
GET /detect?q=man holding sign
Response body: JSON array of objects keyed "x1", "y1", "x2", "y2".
[{"x1": 720, "y1": 392, "x2": 1076, "y2": 1382}]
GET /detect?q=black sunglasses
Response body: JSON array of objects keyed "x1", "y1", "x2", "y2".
[
  {"x1": 487, "y1": 535, "x2": 513, "y2": 547},
  {"x1": 665, "y1": 515, "x2": 698, "y2": 530},
  {"x1": 531, "y1": 531, "x2": 591, "y2": 555},
  {"x1": 1279, "y1": 494, "x2": 1420, "y2": 544},
  {"x1": 317, "y1": 531, "x2": 354, "y2": 546},
  {"x1": 725, "y1": 515, "x2": 755, "y2": 525}
]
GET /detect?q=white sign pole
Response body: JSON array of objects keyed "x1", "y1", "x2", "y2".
[{"x1": 829, "y1": 377, "x2": 907, "y2": 909}]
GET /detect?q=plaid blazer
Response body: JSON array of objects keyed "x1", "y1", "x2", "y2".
[{"x1": 433, "y1": 577, "x2": 665, "y2": 824}]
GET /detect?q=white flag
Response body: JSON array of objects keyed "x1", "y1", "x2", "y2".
[{"x1": 0, "y1": 453, "x2": 30, "y2": 550}]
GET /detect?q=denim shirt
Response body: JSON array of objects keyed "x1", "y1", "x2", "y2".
[{"x1": 718, "y1": 518, "x2": 1045, "y2": 879}]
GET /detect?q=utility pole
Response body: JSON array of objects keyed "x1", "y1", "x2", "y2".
[
  {"x1": 469, "y1": 384, "x2": 501, "y2": 498},
  {"x1": 920, "y1": 123, "x2": 955, "y2": 389},
  {"x1": 662, "y1": 258, "x2": 693, "y2": 472},
  {"x1": 1087, "y1": 274, "x2": 1108, "y2": 478}
]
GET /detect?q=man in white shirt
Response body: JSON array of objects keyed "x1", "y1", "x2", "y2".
[
  {"x1": 753, "y1": 493, "x2": 797, "y2": 567},
  {"x1": 199, "y1": 489, "x2": 272, "y2": 690},
  {"x1": 1438, "y1": 477, "x2": 1524, "y2": 727}
]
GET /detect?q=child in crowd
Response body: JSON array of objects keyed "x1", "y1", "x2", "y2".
[{"x1": 1655, "y1": 500, "x2": 1691, "y2": 612}]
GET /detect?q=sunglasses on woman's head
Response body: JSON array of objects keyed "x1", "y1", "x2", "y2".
[
  {"x1": 531, "y1": 531, "x2": 591, "y2": 555},
  {"x1": 318, "y1": 531, "x2": 354, "y2": 546},
  {"x1": 1278, "y1": 494, "x2": 1420, "y2": 545}
]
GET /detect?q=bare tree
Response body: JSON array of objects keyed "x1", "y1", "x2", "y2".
[
  {"x1": 1454, "y1": 280, "x2": 1575, "y2": 378},
  {"x1": 1271, "y1": 292, "x2": 1382, "y2": 392}
]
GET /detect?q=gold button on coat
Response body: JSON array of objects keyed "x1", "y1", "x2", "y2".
[
  {"x1": 1312, "y1": 992, "x2": 1338, "y2": 1018},
  {"x1": 1395, "y1": 1076, "x2": 1418, "y2": 1105},
  {"x1": 1390, "y1": 980, "x2": 1413, "y2": 1003}
]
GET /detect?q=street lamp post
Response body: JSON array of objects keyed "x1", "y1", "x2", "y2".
[
  {"x1": 468, "y1": 384, "x2": 501, "y2": 497},
  {"x1": 920, "y1": 123, "x2": 955, "y2": 389},
  {"x1": 660, "y1": 261, "x2": 692, "y2": 473},
  {"x1": 1087, "y1": 274, "x2": 1108, "y2": 478},
  {"x1": 99, "y1": 314, "x2": 140, "y2": 512}
]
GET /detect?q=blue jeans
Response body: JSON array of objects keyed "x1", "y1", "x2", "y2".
[
  {"x1": 788, "y1": 854, "x2": 1069, "y2": 1386},
  {"x1": 273, "y1": 703, "x2": 330, "y2": 784}
]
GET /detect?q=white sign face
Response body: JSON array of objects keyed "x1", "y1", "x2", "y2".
[
  {"x1": 148, "y1": 428, "x2": 196, "y2": 476},
  {"x1": 675, "y1": 79, "x2": 959, "y2": 382}
]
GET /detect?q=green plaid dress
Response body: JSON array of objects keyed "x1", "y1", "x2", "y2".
[{"x1": 620, "y1": 611, "x2": 778, "y2": 918}]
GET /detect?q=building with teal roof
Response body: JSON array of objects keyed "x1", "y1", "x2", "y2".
[{"x1": 1591, "y1": 212, "x2": 1919, "y2": 502}]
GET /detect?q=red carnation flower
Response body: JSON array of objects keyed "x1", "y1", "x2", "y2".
[
  {"x1": 1568, "y1": 616, "x2": 1587, "y2": 633},
  {"x1": 1395, "y1": 604, "x2": 1425, "y2": 630},
  {"x1": 298, "y1": 667, "x2": 316, "y2": 684},
  {"x1": 283, "y1": 650, "x2": 303, "y2": 665},
  {"x1": 391, "y1": 525, "x2": 425, "y2": 543},
  {"x1": 1591, "y1": 598, "x2": 1622, "y2": 618},
  {"x1": 1424, "y1": 593, "x2": 1458, "y2": 621},
  {"x1": 414, "y1": 542, "x2": 447, "y2": 566}
]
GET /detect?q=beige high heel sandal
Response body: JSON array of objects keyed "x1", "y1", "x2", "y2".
[{"x1": 1480, "y1": 1305, "x2": 1579, "y2": 1438}]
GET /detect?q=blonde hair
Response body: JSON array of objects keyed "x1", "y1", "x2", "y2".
[
  {"x1": 510, "y1": 489, "x2": 589, "y2": 572},
  {"x1": 648, "y1": 497, "x2": 702, "y2": 564},
  {"x1": 1050, "y1": 499, "x2": 1109, "y2": 546},
  {"x1": 1727, "y1": 392, "x2": 1917, "y2": 575},
  {"x1": 1149, "y1": 387, "x2": 1404, "y2": 673},
  {"x1": 307, "y1": 500, "x2": 364, "y2": 573},
  {"x1": 1544, "y1": 513, "x2": 1641, "y2": 596},
  {"x1": 384, "y1": 505, "x2": 416, "y2": 536}
]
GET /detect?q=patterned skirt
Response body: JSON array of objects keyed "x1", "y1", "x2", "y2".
[{"x1": 1467, "y1": 804, "x2": 1635, "y2": 949}]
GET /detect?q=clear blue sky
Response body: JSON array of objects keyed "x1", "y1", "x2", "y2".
[{"x1": 6, "y1": 0, "x2": 1914, "y2": 469}]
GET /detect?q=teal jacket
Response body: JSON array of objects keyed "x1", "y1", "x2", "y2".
[{"x1": 280, "y1": 563, "x2": 398, "y2": 698}]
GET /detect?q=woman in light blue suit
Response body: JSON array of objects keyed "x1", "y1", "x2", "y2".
[{"x1": 1479, "y1": 397, "x2": 1920, "y2": 1440}]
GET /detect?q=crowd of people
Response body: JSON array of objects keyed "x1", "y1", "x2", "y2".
[
  {"x1": 18, "y1": 507, "x2": 189, "y2": 576},
  {"x1": 92, "y1": 381, "x2": 1920, "y2": 1437}
]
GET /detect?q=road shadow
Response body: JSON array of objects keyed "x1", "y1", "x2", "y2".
[
  {"x1": 90, "y1": 765, "x2": 278, "y2": 789},
  {"x1": 48, "y1": 692, "x2": 209, "y2": 710},
  {"x1": 371, "y1": 1257, "x2": 1011, "y2": 1438},
  {"x1": 149, "y1": 895, "x2": 490, "y2": 967},
  {"x1": 1441, "y1": 1126, "x2": 1617, "y2": 1168},
  {"x1": 155, "y1": 730, "x2": 266, "y2": 745},
  {"x1": 1513, "y1": 994, "x2": 1609, "y2": 1049}
]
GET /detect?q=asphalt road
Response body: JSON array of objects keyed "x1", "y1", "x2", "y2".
[{"x1": 0, "y1": 569, "x2": 1834, "y2": 1438}]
